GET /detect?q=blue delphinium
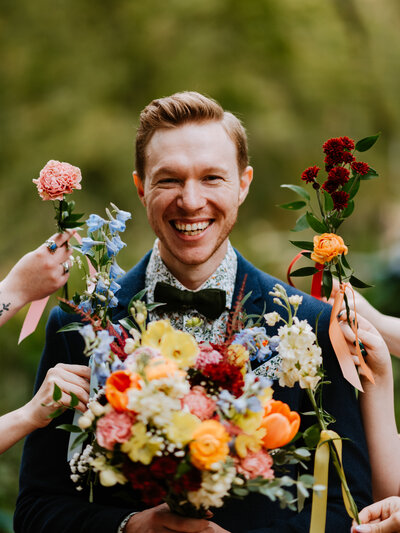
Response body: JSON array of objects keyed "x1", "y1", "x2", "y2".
[
  {"x1": 86, "y1": 214, "x2": 107, "y2": 233},
  {"x1": 234, "y1": 327, "x2": 275, "y2": 363}
]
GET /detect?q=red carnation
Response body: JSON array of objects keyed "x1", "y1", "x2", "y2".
[
  {"x1": 340, "y1": 136, "x2": 355, "y2": 151},
  {"x1": 331, "y1": 191, "x2": 350, "y2": 211},
  {"x1": 351, "y1": 161, "x2": 370, "y2": 175},
  {"x1": 323, "y1": 136, "x2": 355, "y2": 167},
  {"x1": 321, "y1": 180, "x2": 339, "y2": 194},
  {"x1": 341, "y1": 151, "x2": 355, "y2": 164},
  {"x1": 201, "y1": 361, "x2": 244, "y2": 397},
  {"x1": 327, "y1": 166, "x2": 350, "y2": 186},
  {"x1": 301, "y1": 165, "x2": 320, "y2": 184}
]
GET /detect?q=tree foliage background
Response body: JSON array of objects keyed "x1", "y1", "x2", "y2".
[{"x1": 1, "y1": 0, "x2": 400, "y2": 530}]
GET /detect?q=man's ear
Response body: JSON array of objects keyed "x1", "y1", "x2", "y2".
[
  {"x1": 133, "y1": 171, "x2": 146, "y2": 206},
  {"x1": 238, "y1": 166, "x2": 253, "y2": 205}
]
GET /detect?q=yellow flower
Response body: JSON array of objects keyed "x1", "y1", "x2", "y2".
[
  {"x1": 234, "y1": 411, "x2": 264, "y2": 434},
  {"x1": 166, "y1": 412, "x2": 201, "y2": 445},
  {"x1": 189, "y1": 420, "x2": 230, "y2": 470},
  {"x1": 235, "y1": 428, "x2": 266, "y2": 458},
  {"x1": 260, "y1": 386, "x2": 273, "y2": 407},
  {"x1": 159, "y1": 330, "x2": 199, "y2": 369},
  {"x1": 227, "y1": 344, "x2": 249, "y2": 375},
  {"x1": 141, "y1": 320, "x2": 173, "y2": 349},
  {"x1": 121, "y1": 422, "x2": 161, "y2": 465}
]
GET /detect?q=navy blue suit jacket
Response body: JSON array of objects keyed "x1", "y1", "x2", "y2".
[{"x1": 14, "y1": 251, "x2": 372, "y2": 533}]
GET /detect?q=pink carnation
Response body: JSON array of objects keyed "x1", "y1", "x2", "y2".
[
  {"x1": 33, "y1": 160, "x2": 82, "y2": 201},
  {"x1": 96, "y1": 410, "x2": 136, "y2": 450},
  {"x1": 195, "y1": 343, "x2": 223, "y2": 370},
  {"x1": 182, "y1": 386, "x2": 217, "y2": 420},
  {"x1": 236, "y1": 450, "x2": 274, "y2": 480}
]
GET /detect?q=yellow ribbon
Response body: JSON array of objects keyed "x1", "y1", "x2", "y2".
[{"x1": 309, "y1": 429, "x2": 356, "y2": 533}]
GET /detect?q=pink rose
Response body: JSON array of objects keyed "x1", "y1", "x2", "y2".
[
  {"x1": 96, "y1": 410, "x2": 136, "y2": 450},
  {"x1": 236, "y1": 450, "x2": 274, "y2": 480},
  {"x1": 33, "y1": 160, "x2": 82, "y2": 201},
  {"x1": 195, "y1": 344, "x2": 223, "y2": 370},
  {"x1": 182, "y1": 386, "x2": 216, "y2": 421}
]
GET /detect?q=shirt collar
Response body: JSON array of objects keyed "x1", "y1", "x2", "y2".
[{"x1": 145, "y1": 239, "x2": 237, "y2": 309}]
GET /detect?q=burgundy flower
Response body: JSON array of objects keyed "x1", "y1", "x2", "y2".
[
  {"x1": 171, "y1": 468, "x2": 202, "y2": 493},
  {"x1": 124, "y1": 463, "x2": 152, "y2": 489},
  {"x1": 301, "y1": 165, "x2": 320, "y2": 184},
  {"x1": 321, "y1": 180, "x2": 339, "y2": 194},
  {"x1": 327, "y1": 166, "x2": 350, "y2": 186},
  {"x1": 340, "y1": 136, "x2": 355, "y2": 151},
  {"x1": 341, "y1": 151, "x2": 355, "y2": 164},
  {"x1": 351, "y1": 161, "x2": 370, "y2": 175},
  {"x1": 331, "y1": 191, "x2": 350, "y2": 211},
  {"x1": 201, "y1": 361, "x2": 244, "y2": 397},
  {"x1": 150, "y1": 456, "x2": 178, "y2": 479},
  {"x1": 323, "y1": 136, "x2": 355, "y2": 167},
  {"x1": 141, "y1": 483, "x2": 167, "y2": 507}
]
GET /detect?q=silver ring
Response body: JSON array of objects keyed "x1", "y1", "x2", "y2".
[
  {"x1": 45, "y1": 239, "x2": 57, "y2": 254},
  {"x1": 62, "y1": 261, "x2": 70, "y2": 275}
]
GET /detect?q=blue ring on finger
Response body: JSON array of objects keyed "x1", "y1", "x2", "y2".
[{"x1": 45, "y1": 239, "x2": 57, "y2": 254}]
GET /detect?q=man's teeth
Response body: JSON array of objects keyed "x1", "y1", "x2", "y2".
[{"x1": 174, "y1": 221, "x2": 210, "y2": 235}]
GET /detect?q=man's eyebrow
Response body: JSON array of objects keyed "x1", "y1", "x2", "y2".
[{"x1": 152, "y1": 165, "x2": 229, "y2": 178}]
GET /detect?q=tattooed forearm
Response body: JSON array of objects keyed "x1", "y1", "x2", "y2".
[{"x1": 0, "y1": 302, "x2": 11, "y2": 316}]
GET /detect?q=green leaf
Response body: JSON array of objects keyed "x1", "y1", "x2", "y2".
[
  {"x1": 355, "y1": 132, "x2": 380, "y2": 152},
  {"x1": 298, "y1": 474, "x2": 315, "y2": 487},
  {"x1": 69, "y1": 392, "x2": 79, "y2": 408},
  {"x1": 281, "y1": 184, "x2": 310, "y2": 201},
  {"x1": 306, "y1": 212, "x2": 328, "y2": 233},
  {"x1": 65, "y1": 213, "x2": 85, "y2": 221},
  {"x1": 290, "y1": 267, "x2": 320, "y2": 277},
  {"x1": 341, "y1": 200, "x2": 355, "y2": 218},
  {"x1": 323, "y1": 191, "x2": 334, "y2": 212},
  {"x1": 322, "y1": 269, "x2": 333, "y2": 300},
  {"x1": 278, "y1": 200, "x2": 307, "y2": 210},
  {"x1": 56, "y1": 424, "x2": 82, "y2": 433},
  {"x1": 232, "y1": 487, "x2": 249, "y2": 497},
  {"x1": 57, "y1": 301, "x2": 76, "y2": 314},
  {"x1": 130, "y1": 288, "x2": 148, "y2": 302},
  {"x1": 53, "y1": 383, "x2": 62, "y2": 402},
  {"x1": 48, "y1": 407, "x2": 65, "y2": 419},
  {"x1": 146, "y1": 302, "x2": 167, "y2": 311},
  {"x1": 293, "y1": 447, "x2": 311, "y2": 459},
  {"x1": 70, "y1": 432, "x2": 88, "y2": 450},
  {"x1": 349, "y1": 275, "x2": 373, "y2": 289},
  {"x1": 341, "y1": 254, "x2": 351, "y2": 270},
  {"x1": 348, "y1": 179, "x2": 360, "y2": 200},
  {"x1": 61, "y1": 210, "x2": 69, "y2": 220},
  {"x1": 58, "y1": 322, "x2": 83, "y2": 333},
  {"x1": 61, "y1": 221, "x2": 85, "y2": 229},
  {"x1": 303, "y1": 424, "x2": 321, "y2": 448},
  {"x1": 119, "y1": 317, "x2": 136, "y2": 331},
  {"x1": 361, "y1": 167, "x2": 379, "y2": 181},
  {"x1": 291, "y1": 213, "x2": 310, "y2": 232},
  {"x1": 289, "y1": 240, "x2": 314, "y2": 251}
]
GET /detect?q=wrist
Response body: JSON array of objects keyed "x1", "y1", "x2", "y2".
[
  {"x1": 117, "y1": 511, "x2": 138, "y2": 532},
  {"x1": 0, "y1": 277, "x2": 27, "y2": 311}
]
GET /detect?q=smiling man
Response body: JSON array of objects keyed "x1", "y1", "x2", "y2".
[{"x1": 15, "y1": 92, "x2": 372, "y2": 533}]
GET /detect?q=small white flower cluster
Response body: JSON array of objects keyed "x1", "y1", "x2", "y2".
[
  {"x1": 187, "y1": 464, "x2": 237, "y2": 509},
  {"x1": 69, "y1": 444, "x2": 94, "y2": 491},
  {"x1": 78, "y1": 399, "x2": 108, "y2": 430},
  {"x1": 276, "y1": 317, "x2": 322, "y2": 390},
  {"x1": 264, "y1": 311, "x2": 281, "y2": 327},
  {"x1": 89, "y1": 454, "x2": 127, "y2": 487}
]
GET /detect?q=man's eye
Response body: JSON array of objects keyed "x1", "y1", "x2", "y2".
[
  {"x1": 205, "y1": 175, "x2": 223, "y2": 182},
  {"x1": 158, "y1": 178, "x2": 178, "y2": 184}
]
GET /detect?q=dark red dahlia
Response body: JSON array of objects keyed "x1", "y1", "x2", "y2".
[
  {"x1": 201, "y1": 361, "x2": 244, "y2": 397},
  {"x1": 340, "y1": 136, "x2": 355, "y2": 151},
  {"x1": 321, "y1": 180, "x2": 339, "y2": 194},
  {"x1": 323, "y1": 136, "x2": 355, "y2": 167},
  {"x1": 351, "y1": 161, "x2": 370, "y2": 175},
  {"x1": 301, "y1": 165, "x2": 320, "y2": 184},
  {"x1": 327, "y1": 166, "x2": 350, "y2": 186},
  {"x1": 331, "y1": 191, "x2": 350, "y2": 211},
  {"x1": 141, "y1": 483, "x2": 167, "y2": 507},
  {"x1": 171, "y1": 468, "x2": 202, "y2": 493},
  {"x1": 341, "y1": 151, "x2": 355, "y2": 164},
  {"x1": 123, "y1": 463, "x2": 152, "y2": 489},
  {"x1": 150, "y1": 456, "x2": 178, "y2": 479}
]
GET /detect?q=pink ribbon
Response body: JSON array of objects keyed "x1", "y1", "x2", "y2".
[{"x1": 18, "y1": 233, "x2": 97, "y2": 344}]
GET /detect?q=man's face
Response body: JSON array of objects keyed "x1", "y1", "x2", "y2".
[{"x1": 134, "y1": 121, "x2": 253, "y2": 277}]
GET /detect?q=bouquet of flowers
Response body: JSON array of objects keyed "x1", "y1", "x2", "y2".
[{"x1": 55, "y1": 208, "x2": 316, "y2": 517}]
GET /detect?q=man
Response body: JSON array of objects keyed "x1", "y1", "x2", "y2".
[{"x1": 15, "y1": 92, "x2": 372, "y2": 532}]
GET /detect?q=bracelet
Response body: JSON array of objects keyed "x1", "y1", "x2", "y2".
[{"x1": 117, "y1": 512, "x2": 138, "y2": 533}]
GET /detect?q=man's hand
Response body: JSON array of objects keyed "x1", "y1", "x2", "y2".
[
  {"x1": 351, "y1": 496, "x2": 400, "y2": 532},
  {"x1": 125, "y1": 504, "x2": 231, "y2": 532}
]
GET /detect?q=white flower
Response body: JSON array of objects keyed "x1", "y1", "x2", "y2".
[
  {"x1": 187, "y1": 466, "x2": 236, "y2": 509},
  {"x1": 88, "y1": 400, "x2": 105, "y2": 417},
  {"x1": 99, "y1": 469, "x2": 127, "y2": 487},
  {"x1": 264, "y1": 311, "x2": 281, "y2": 327},
  {"x1": 288, "y1": 295, "x2": 303, "y2": 307},
  {"x1": 124, "y1": 338, "x2": 138, "y2": 355},
  {"x1": 78, "y1": 412, "x2": 93, "y2": 430}
]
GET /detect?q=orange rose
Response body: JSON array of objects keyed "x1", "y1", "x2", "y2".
[
  {"x1": 189, "y1": 420, "x2": 230, "y2": 470},
  {"x1": 105, "y1": 370, "x2": 141, "y2": 412},
  {"x1": 144, "y1": 356, "x2": 184, "y2": 381},
  {"x1": 311, "y1": 233, "x2": 348, "y2": 265},
  {"x1": 260, "y1": 400, "x2": 300, "y2": 449}
]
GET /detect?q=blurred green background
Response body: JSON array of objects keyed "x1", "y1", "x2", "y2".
[{"x1": 1, "y1": 0, "x2": 400, "y2": 530}]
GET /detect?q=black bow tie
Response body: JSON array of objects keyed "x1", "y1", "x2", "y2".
[{"x1": 154, "y1": 281, "x2": 227, "y2": 320}]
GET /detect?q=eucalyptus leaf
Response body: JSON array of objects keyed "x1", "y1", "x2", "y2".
[
  {"x1": 281, "y1": 184, "x2": 310, "y2": 201},
  {"x1": 279, "y1": 200, "x2": 307, "y2": 210},
  {"x1": 355, "y1": 132, "x2": 380, "y2": 152},
  {"x1": 289, "y1": 240, "x2": 314, "y2": 251},
  {"x1": 291, "y1": 213, "x2": 309, "y2": 232},
  {"x1": 306, "y1": 212, "x2": 328, "y2": 233}
]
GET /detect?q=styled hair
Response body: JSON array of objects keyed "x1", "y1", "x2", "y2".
[{"x1": 135, "y1": 91, "x2": 248, "y2": 179}]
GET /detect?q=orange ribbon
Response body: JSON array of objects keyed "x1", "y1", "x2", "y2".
[{"x1": 329, "y1": 284, "x2": 374, "y2": 391}]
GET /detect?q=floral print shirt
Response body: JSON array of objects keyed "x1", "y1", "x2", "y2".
[{"x1": 145, "y1": 239, "x2": 237, "y2": 344}]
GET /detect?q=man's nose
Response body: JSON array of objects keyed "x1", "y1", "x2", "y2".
[{"x1": 177, "y1": 181, "x2": 207, "y2": 212}]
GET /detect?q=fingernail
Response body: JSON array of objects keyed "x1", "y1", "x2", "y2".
[{"x1": 354, "y1": 525, "x2": 371, "y2": 532}]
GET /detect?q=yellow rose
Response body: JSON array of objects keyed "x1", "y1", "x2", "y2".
[
  {"x1": 189, "y1": 420, "x2": 230, "y2": 470},
  {"x1": 141, "y1": 320, "x2": 173, "y2": 349},
  {"x1": 235, "y1": 428, "x2": 266, "y2": 458},
  {"x1": 166, "y1": 412, "x2": 201, "y2": 445},
  {"x1": 234, "y1": 410, "x2": 264, "y2": 434},
  {"x1": 159, "y1": 330, "x2": 199, "y2": 369},
  {"x1": 121, "y1": 422, "x2": 160, "y2": 465},
  {"x1": 311, "y1": 233, "x2": 348, "y2": 265},
  {"x1": 227, "y1": 344, "x2": 250, "y2": 373}
]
